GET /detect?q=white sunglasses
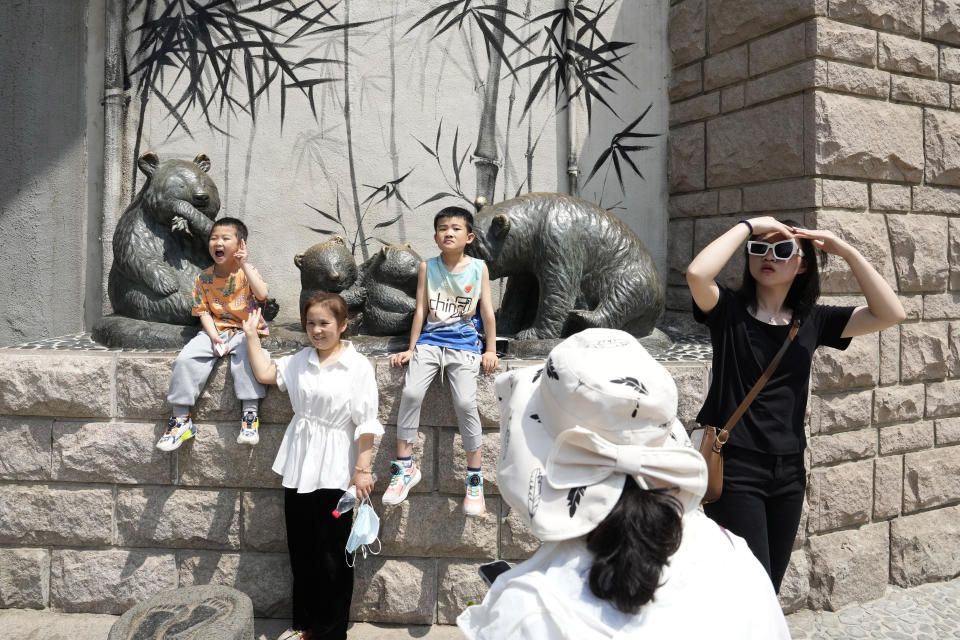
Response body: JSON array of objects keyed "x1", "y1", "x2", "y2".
[{"x1": 746, "y1": 239, "x2": 804, "y2": 261}]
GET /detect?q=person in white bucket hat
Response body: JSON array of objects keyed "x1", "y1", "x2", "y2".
[{"x1": 457, "y1": 329, "x2": 789, "y2": 640}]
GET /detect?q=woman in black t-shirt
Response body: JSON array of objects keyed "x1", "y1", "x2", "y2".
[{"x1": 686, "y1": 217, "x2": 905, "y2": 592}]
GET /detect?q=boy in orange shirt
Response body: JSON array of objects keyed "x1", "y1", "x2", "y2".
[{"x1": 157, "y1": 217, "x2": 270, "y2": 451}]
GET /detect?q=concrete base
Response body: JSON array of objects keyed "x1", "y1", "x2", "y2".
[{"x1": 108, "y1": 584, "x2": 253, "y2": 640}]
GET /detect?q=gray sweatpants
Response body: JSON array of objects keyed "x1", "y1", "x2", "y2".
[
  {"x1": 167, "y1": 330, "x2": 266, "y2": 416},
  {"x1": 396, "y1": 344, "x2": 482, "y2": 452}
]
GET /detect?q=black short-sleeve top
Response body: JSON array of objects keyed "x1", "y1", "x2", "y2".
[{"x1": 694, "y1": 286, "x2": 856, "y2": 454}]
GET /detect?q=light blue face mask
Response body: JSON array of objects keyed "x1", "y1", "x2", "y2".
[{"x1": 345, "y1": 497, "x2": 381, "y2": 567}]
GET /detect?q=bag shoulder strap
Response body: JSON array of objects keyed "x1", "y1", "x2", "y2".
[{"x1": 718, "y1": 318, "x2": 800, "y2": 441}]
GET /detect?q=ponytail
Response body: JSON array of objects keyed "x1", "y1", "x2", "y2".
[{"x1": 584, "y1": 476, "x2": 683, "y2": 613}]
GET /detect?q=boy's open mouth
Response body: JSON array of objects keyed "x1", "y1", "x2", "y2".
[{"x1": 215, "y1": 249, "x2": 225, "y2": 258}]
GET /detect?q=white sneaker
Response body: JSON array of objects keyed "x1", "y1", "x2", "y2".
[
  {"x1": 237, "y1": 410, "x2": 259, "y2": 446},
  {"x1": 464, "y1": 471, "x2": 485, "y2": 516},
  {"x1": 382, "y1": 460, "x2": 421, "y2": 505}
]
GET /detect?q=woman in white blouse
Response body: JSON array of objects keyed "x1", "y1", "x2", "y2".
[{"x1": 243, "y1": 293, "x2": 384, "y2": 640}]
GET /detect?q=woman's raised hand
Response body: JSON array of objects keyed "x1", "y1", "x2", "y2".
[
  {"x1": 748, "y1": 216, "x2": 797, "y2": 238},
  {"x1": 242, "y1": 307, "x2": 262, "y2": 338},
  {"x1": 793, "y1": 228, "x2": 853, "y2": 258}
]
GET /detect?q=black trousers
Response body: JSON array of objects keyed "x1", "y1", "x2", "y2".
[
  {"x1": 285, "y1": 488, "x2": 354, "y2": 639},
  {"x1": 703, "y1": 445, "x2": 805, "y2": 593}
]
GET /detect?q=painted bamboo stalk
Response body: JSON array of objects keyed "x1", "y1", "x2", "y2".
[{"x1": 473, "y1": 0, "x2": 507, "y2": 205}]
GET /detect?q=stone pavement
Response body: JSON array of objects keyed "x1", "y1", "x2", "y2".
[{"x1": 2, "y1": 576, "x2": 959, "y2": 639}]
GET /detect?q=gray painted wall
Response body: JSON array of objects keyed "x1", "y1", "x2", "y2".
[{"x1": 0, "y1": 0, "x2": 102, "y2": 346}]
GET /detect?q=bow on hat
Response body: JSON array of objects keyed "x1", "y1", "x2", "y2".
[{"x1": 545, "y1": 426, "x2": 708, "y2": 513}]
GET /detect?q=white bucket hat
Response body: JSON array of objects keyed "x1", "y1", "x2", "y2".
[{"x1": 496, "y1": 328, "x2": 707, "y2": 541}]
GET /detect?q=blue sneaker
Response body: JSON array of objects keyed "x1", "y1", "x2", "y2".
[
  {"x1": 464, "y1": 471, "x2": 485, "y2": 516},
  {"x1": 156, "y1": 415, "x2": 196, "y2": 452},
  {"x1": 382, "y1": 460, "x2": 421, "y2": 506}
]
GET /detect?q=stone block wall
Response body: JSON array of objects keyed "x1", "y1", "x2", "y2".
[
  {"x1": 0, "y1": 349, "x2": 710, "y2": 621},
  {"x1": 669, "y1": 0, "x2": 960, "y2": 612}
]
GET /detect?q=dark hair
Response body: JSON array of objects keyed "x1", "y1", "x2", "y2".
[
  {"x1": 433, "y1": 206, "x2": 473, "y2": 233},
  {"x1": 585, "y1": 476, "x2": 683, "y2": 614},
  {"x1": 300, "y1": 292, "x2": 349, "y2": 338},
  {"x1": 737, "y1": 218, "x2": 822, "y2": 321},
  {"x1": 210, "y1": 217, "x2": 248, "y2": 242}
]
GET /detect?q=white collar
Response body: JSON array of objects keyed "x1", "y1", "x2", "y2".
[{"x1": 306, "y1": 340, "x2": 355, "y2": 370}]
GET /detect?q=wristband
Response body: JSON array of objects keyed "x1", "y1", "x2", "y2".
[{"x1": 738, "y1": 219, "x2": 753, "y2": 235}]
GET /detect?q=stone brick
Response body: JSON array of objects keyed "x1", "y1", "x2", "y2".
[
  {"x1": 900, "y1": 322, "x2": 950, "y2": 381},
  {"x1": 176, "y1": 422, "x2": 284, "y2": 489},
  {"x1": 814, "y1": 93, "x2": 923, "y2": 182},
  {"x1": 828, "y1": 0, "x2": 921, "y2": 37},
  {"x1": 940, "y1": 47, "x2": 960, "y2": 82},
  {"x1": 0, "y1": 416, "x2": 52, "y2": 480},
  {"x1": 926, "y1": 379, "x2": 960, "y2": 417},
  {"x1": 951, "y1": 321, "x2": 960, "y2": 377},
  {"x1": 879, "y1": 421, "x2": 934, "y2": 454},
  {"x1": 665, "y1": 285, "x2": 693, "y2": 312},
  {"x1": 891, "y1": 76, "x2": 950, "y2": 106},
  {"x1": 904, "y1": 445, "x2": 960, "y2": 511},
  {"x1": 912, "y1": 184, "x2": 960, "y2": 213},
  {"x1": 668, "y1": 219, "x2": 693, "y2": 286},
  {"x1": 887, "y1": 215, "x2": 949, "y2": 292},
  {"x1": 807, "y1": 459, "x2": 874, "y2": 533},
  {"x1": 0, "y1": 484, "x2": 112, "y2": 546},
  {"x1": 694, "y1": 217, "x2": 747, "y2": 288},
  {"x1": 707, "y1": 0, "x2": 821, "y2": 53},
  {"x1": 874, "y1": 383, "x2": 924, "y2": 424},
  {"x1": 809, "y1": 389, "x2": 874, "y2": 435},
  {"x1": 370, "y1": 426, "x2": 435, "y2": 496},
  {"x1": 666, "y1": 363, "x2": 709, "y2": 428},
  {"x1": 50, "y1": 549, "x2": 178, "y2": 615},
  {"x1": 380, "y1": 495, "x2": 499, "y2": 559},
  {"x1": 878, "y1": 33, "x2": 938, "y2": 77},
  {"x1": 807, "y1": 18, "x2": 876, "y2": 65},
  {"x1": 114, "y1": 355, "x2": 172, "y2": 419},
  {"x1": 923, "y1": 291, "x2": 960, "y2": 319},
  {"x1": 668, "y1": 191, "x2": 718, "y2": 218},
  {"x1": 0, "y1": 353, "x2": 113, "y2": 418},
  {"x1": 669, "y1": 62, "x2": 702, "y2": 101},
  {"x1": 953, "y1": 84, "x2": 960, "y2": 110},
  {"x1": 437, "y1": 560, "x2": 489, "y2": 624},
  {"x1": 437, "y1": 429, "x2": 500, "y2": 495},
  {"x1": 259, "y1": 384, "x2": 294, "y2": 424},
  {"x1": 951, "y1": 218, "x2": 960, "y2": 288},
  {"x1": 743, "y1": 178, "x2": 819, "y2": 212},
  {"x1": 178, "y1": 551, "x2": 292, "y2": 618},
  {"x1": 500, "y1": 502, "x2": 540, "y2": 560},
  {"x1": 879, "y1": 326, "x2": 901, "y2": 384},
  {"x1": 809, "y1": 429, "x2": 877, "y2": 466},
  {"x1": 807, "y1": 522, "x2": 889, "y2": 611},
  {"x1": 811, "y1": 333, "x2": 879, "y2": 392},
  {"x1": 669, "y1": 123, "x2": 705, "y2": 193},
  {"x1": 670, "y1": 0, "x2": 706, "y2": 66},
  {"x1": 745, "y1": 60, "x2": 823, "y2": 106},
  {"x1": 925, "y1": 109, "x2": 960, "y2": 186},
  {"x1": 936, "y1": 417, "x2": 960, "y2": 444},
  {"x1": 750, "y1": 23, "x2": 806, "y2": 76},
  {"x1": 704, "y1": 45, "x2": 747, "y2": 91},
  {"x1": 924, "y1": 0, "x2": 960, "y2": 46},
  {"x1": 241, "y1": 490, "x2": 286, "y2": 552},
  {"x1": 52, "y1": 421, "x2": 171, "y2": 484},
  {"x1": 870, "y1": 183, "x2": 911, "y2": 211},
  {"x1": 778, "y1": 549, "x2": 810, "y2": 614},
  {"x1": 720, "y1": 84, "x2": 745, "y2": 112},
  {"x1": 874, "y1": 454, "x2": 903, "y2": 519},
  {"x1": 115, "y1": 487, "x2": 241, "y2": 550},
  {"x1": 707, "y1": 97, "x2": 804, "y2": 187},
  {"x1": 352, "y1": 557, "x2": 437, "y2": 624},
  {"x1": 891, "y1": 504, "x2": 960, "y2": 586},
  {"x1": 821, "y1": 179, "x2": 868, "y2": 209},
  {"x1": 0, "y1": 548, "x2": 48, "y2": 609},
  {"x1": 901, "y1": 294, "x2": 923, "y2": 320},
  {"x1": 669, "y1": 91, "x2": 720, "y2": 126},
  {"x1": 717, "y1": 188, "x2": 742, "y2": 214},
  {"x1": 192, "y1": 358, "x2": 241, "y2": 421},
  {"x1": 823, "y1": 61, "x2": 889, "y2": 99}
]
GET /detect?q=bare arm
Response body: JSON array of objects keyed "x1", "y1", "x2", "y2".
[
  {"x1": 479, "y1": 264, "x2": 498, "y2": 374},
  {"x1": 792, "y1": 228, "x2": 906, "y2": 338},
  {"x1": 390, "y1": 260, "x2": 428, "y2": 368},
  {"x1": 350, "y1": 433, "x2": 376, "y2": 499},
  {"x1": 686, "y1": 217, "x2": 795, "y2": 314},
  {"x1": 241, "y1": 308, "x2": 277, "y2": 384},
  {"x1": 236, "y1": 240, "x2": 269, "y2": 301},
  {"x1": 199, "y1": 313, "x2": 224, "y2": 351}
]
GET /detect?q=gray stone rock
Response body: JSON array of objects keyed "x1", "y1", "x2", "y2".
[
  {"x1": 750, "y1": 23, "x2": 805, "y2": 75},
  {"x1": 666, "y1": 363, "x2": 709, "y2": 428},
  {"x1": 809, "y1": 429, "x2": 876, "y2": 466},
  {"x1": 810, "y1": 333, "x2": 879, "y2": 393},
  {"x1": 259, "y1": 384, "x2": 294, "y2": 425},
  {"x1": 717, "y1": 188, "x2": 742, "y2": 213},
  {"x1": 879, "y1": 422, "x2": 934, "y2": 455},
  {"x1": 923, "y1": 291, "x2": 960, "y2": 321},
  {"x1": 828, "y1": 0, "x2": 921, "y2": 37},
  {"x1": 50, "y1": 549, "x2": 178, "y2": 614},
  {"x1": 351, "y1": 557, "x2": 437, "y2": 624},
  {"x1": 176, "y1": 422, "x2": 284, "y2": 489},
  {"x1": 822, "y1": 61, "x2": 889, "y2": 98},
  {"x1": 900, "y1": 322, "x2": 950, "y2": 382},
  {"x1": 694, "y1": 217, "x2": 745, "y2": 289},
  {"x1": 178, "y1": 552, "x2": 292, "y2": 618},
  {"x1": 912, "y1": 184, "x2": 960, "y2": 213},
  {"x1": 814, "y1": 210, "x2": 897, "y2": 294},
  {"x1": 437, "y1": 560, "x2": 490, "y2": 624},
  {"x1": 0, "y1": 548, "x2": 49, "y2": 609},
  {"x1": 115, "y1": 487, "x2": 241, "y2": 550},
  {"x1": 669, "y1": 91, "x2": 720, "y2": 127},
  {"x1": 809, "y1": 389, "x2": 873, "y2": 435},
  {"x1": 924, "y1": 0, "x2": 960, "y2": 45},
  {"x1": 742, "y1": 177, "x2": 819, "y2": 212},
  {"x1": 667, "y1": 219, "x2": 694, "y2": 287},
  {"x1": 935, "y1": 417, "x2": 960, "y2": 445},
  {"x1": 669, "y1": 62, "x2": 701, "y2": 101},
  {"x1": 193, "y1": 358, "x2": 242, "y2": 421},
  {"x1": 821, "y1": 179, "x2": 868, "y2": 210},
  {"x1": 0, "y1": 417, "x2": 52, "y2": 480},
  {"x1": 941, "y1": 47, "x2": 960, "y2": 82},
  {"x1": 925, "y1": 110, "x2": 960, "y2": 186},
  {"x1": 873, "y1": 454, "x2": 903, "y2": 519},
  {"x1": 52, "y1": 421, "x2": 172, "y2": 484},
  {"x1": 878, "y1": 32, "x2": 937, "y2": 77},
  {"x1": 0, "y1": 352, "x2": 113, "y2": 418},
  {"x1": 437, "y1": 429, "x2": 500, "y2": 495},
  {"x1": 380, "y1": 495, "x2": 499, "y2": 559},
  {"x1": 669, "y1": 0, "x2": 706, "y2": 66},
  {"x1": 807, "y1": 522, "x2": 889, "y2": 611},
  {"x1": 873, "y1": 383, "x2": 924, "y2": 425},
  {"x1": 890, "y1": 504, "x2": 960, "y2": 586},
  {"x1": 807, "y1": 459, "x2": 873, "y2": 533},
  {"x1": 707, "y1": 0, "x2": 819, "y2": 52},
  {"x1": 809, "y1": 19, "x2": 877, "y2": 65},
  {"x1": 115, "y1": 355, "x2": 175, "y2": 419},
  {"x1": 778, "y1": 549, "x2": 810, "y2": 614},
  {"x1": 704, "y1": 45, "x2": 747, "y2": 90},
  {"x1": 0, "y1": 484, "x2": 112, "y2": 546},
  {"x1": 669, "y1": 191, "x2": 718, "y2": 218},
  {"x1": 814, "y1": 93, "x2": 923, "y2": 183},
  {"x1": 499, "y1": 502, "x2": 540, "y2": 561},
  {"x1": 241, "y1": 490, "x2": 287, "y2": 552},
  {"x1": 925, "y1": 379, "x2": 960, "y2": 418},
  {"x1": 953, "y1": 218, "x2": 960, "y2": 288},
  {"x1": 720, "y1": 84, "x2": 745, "y2": 112},
  {"x1": 870, "y1": 183, "x2": 911, "y2": 211},
  {"x1": 879, "y1": 325, "x2": 900, "y2": 384},
  {"x1": 891, "y1": 76, "x2": 950, "y2": 107},
  {"x1": 107, "y1": 584, "x2": 254, "y2": 640},
  {"x1": 669, "y1": 123, "x2": 705, "y2": 193},
  {"x1": 904, "y1": 445, "x2": 960, "y2": 512}
]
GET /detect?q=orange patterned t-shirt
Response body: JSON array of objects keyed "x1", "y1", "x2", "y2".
[{"x1": 192, "y1": 266, "x2": 269, "y2": 336}]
